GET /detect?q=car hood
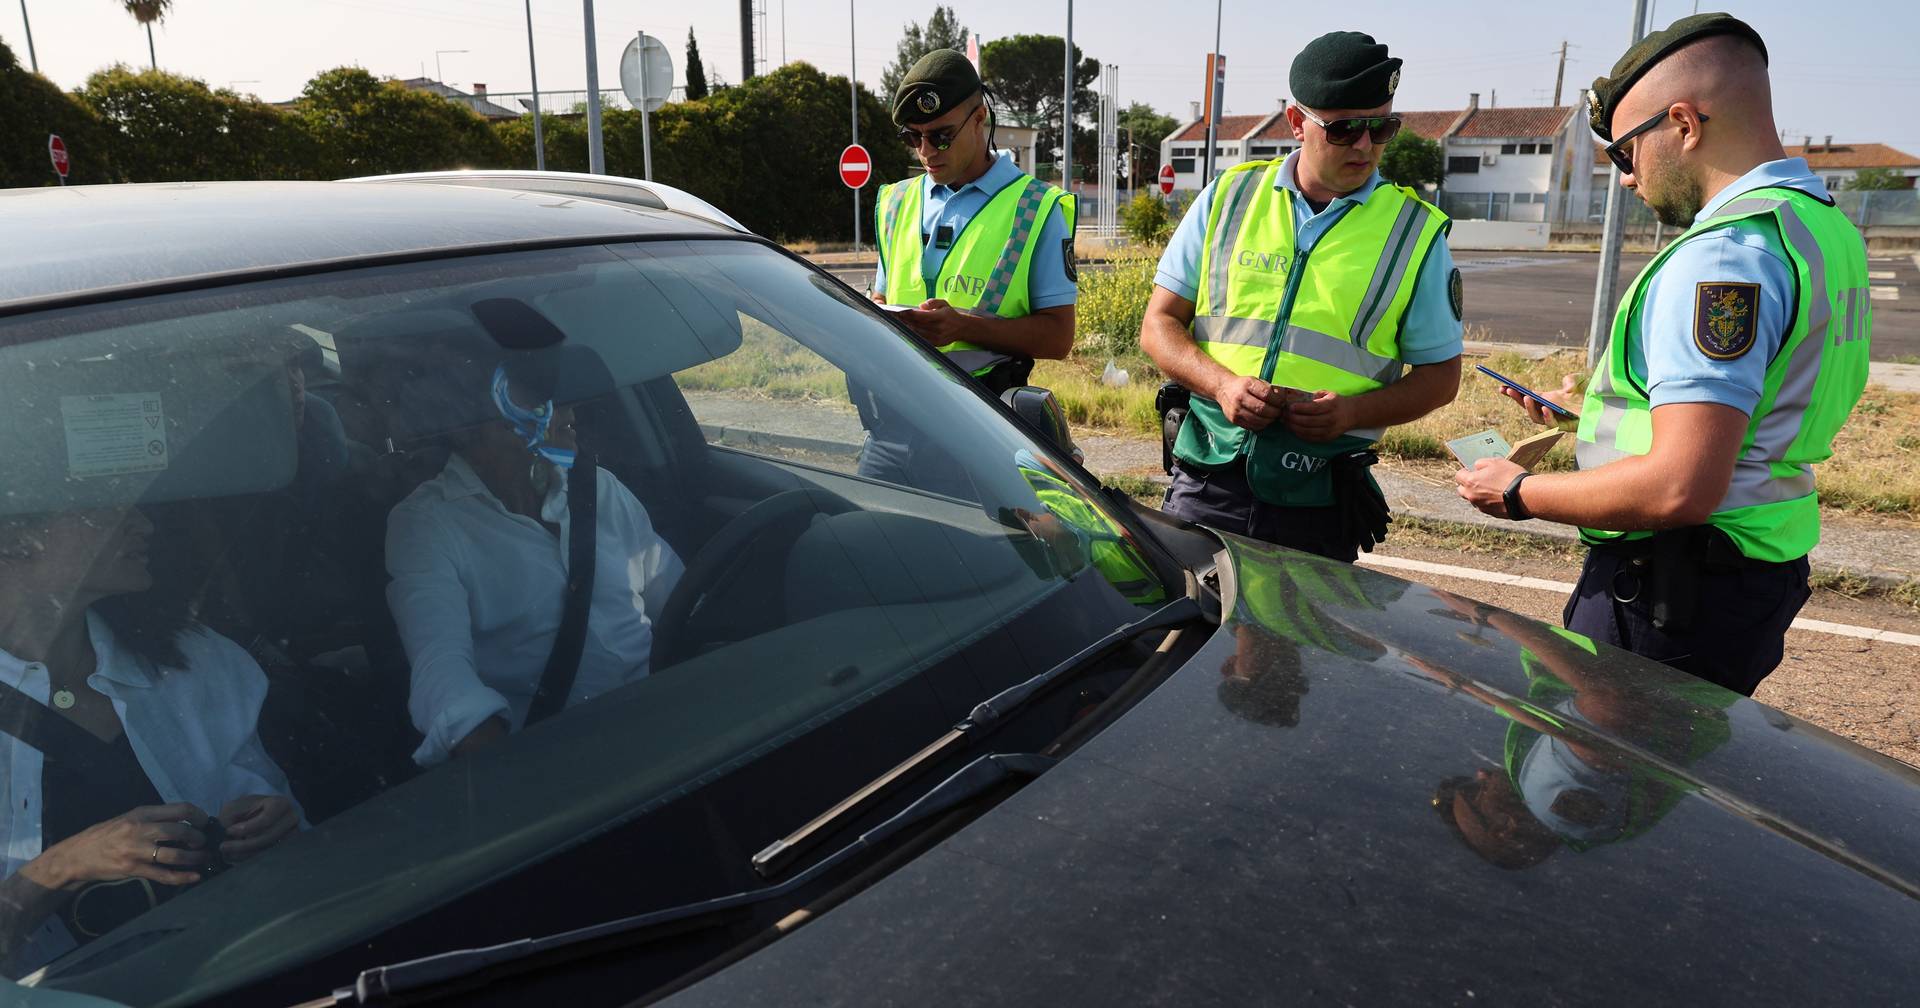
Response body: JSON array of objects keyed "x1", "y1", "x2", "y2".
[{"x1": 665, "y1": 533, "x2": 1920, "y2": 1005}]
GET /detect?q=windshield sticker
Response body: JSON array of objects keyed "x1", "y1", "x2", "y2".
[{"x1": 60, "y1": 392, "x2": 169, "y2": 479}]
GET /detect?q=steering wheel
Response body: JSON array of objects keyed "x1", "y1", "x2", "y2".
[{"x1": 652, "y1": 487, "x2": 856, "y2": 668}]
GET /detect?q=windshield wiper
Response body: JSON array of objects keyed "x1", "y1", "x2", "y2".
[
  {"x1": 751, "y1": 594, "x2": 1204, "y2": 879},
  {"x1": 323, "y1": 752, "x2": 1055, "y2": 1006}
]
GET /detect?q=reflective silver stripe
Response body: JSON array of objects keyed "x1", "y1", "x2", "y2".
[
  {"x1": 976, "y1": 178, "x2": 1050, "y2": 317},
  {"x1": 1575, "y1": 394, "x2": 1638, "y2": 470},
  {"x1": 1720, "y1": 197, "x2": 1831, "y2": 486},
  {"x1": 1192, "y1": 317, "x2": 1403, "y2": 384},
  {"x1": 1283, "y1": 324, "x2": 1404, "y2": 385},
  {"x1": 1193, "y1": 314, "x2": 1275, "y2": 348},
  {"x1": 1348, "y1": 197, "x2": 1428, "y2": 343},
  {"x1": 1722, "y1": 458, "x2": 1816, "y2": 509},
  {"x1": 1205, "y1": 170, "x2": 1267, "y2": 312}
]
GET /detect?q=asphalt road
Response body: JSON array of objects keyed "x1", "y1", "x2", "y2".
[{"x1": 820, "y1": 248, "x2": 1920, "y2": 361}]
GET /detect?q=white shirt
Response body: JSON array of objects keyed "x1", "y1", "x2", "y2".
[
  {"x1": 385, "y1": 456, "x2": 684, "y2": 766},
  {"x1": 0, "y1": 612, "x2": 299, "y2": 972}
]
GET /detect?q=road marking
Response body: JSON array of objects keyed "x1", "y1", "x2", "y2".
[
  {"x1": 1871, "y1": 286, "x2": 1899, "y2": 301},
  {"x1": 1455, "y1": 256, "x2": 1562, "y2": 273},
  {"x1": 1869, "y1": 271, "x2": 1896, "y2": 280},
  {"x1": 1356, "y1": 553, "x2": 1920, "y2": 648}
]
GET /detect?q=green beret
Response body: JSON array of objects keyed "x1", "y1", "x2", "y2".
[
  {"x1": 1289, "y1": 32, "x2": 1402, "y2": 112},
  {"x1": 893, "y1": 49, "x2": 982, "y2": 126},
  {"x1": 1588, "y1": 12, "x2": 1767, "y2": 140}
]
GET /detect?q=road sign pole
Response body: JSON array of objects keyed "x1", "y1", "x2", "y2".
[
  {"x1": 583, "y1": 0, "x2": 605, "y2": 174},
  {"x1": 639, "y1": 32, "x2": 654, "y2": 179},
  {"x1": 850, "y1": 0, "x2": 860, "y2": 258},
  {"x1": 1586, "y1": 0, "x2": 1651, "y2": 364}
]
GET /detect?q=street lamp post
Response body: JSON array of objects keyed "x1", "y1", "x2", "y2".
[
  {"x1": 525, "y1": 0, "x2": 546, "y2": 170},
  {"x1": 18, "y1": 0, "x2": 38, "y2": 74},
  {"x1": 435, "y1": 49, "x2": 469, "y2": 85}
]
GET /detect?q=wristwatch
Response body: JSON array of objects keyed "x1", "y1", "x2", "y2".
[{"x1": 1503, "y1": 472, "x2": 1533, "y2": 521}]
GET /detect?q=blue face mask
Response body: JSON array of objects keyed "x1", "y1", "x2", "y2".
[{"x1": 490, "y1": 365, "x2": 576, "y2": 471}]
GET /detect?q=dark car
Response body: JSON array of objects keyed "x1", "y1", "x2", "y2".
[{"x1": 0, "y1": 176, "x2": 1916, "y2": 1008}]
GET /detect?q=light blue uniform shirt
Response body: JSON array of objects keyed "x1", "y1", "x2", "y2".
[
  {"x1": 1630, "y1": 158, "x2": 1824, "y2": 413},
  {"x1": 1154, "y1": 153, "x2": 1463, "y2": 365},
  {"x1": 874, "y1": 152, "x2": 1077, "y2": 311}
]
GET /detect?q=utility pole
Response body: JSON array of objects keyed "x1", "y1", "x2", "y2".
[
  {"x1": 18, "y1": 0, "x2": 38, "y2": 73},
  {"x1": 584, "y1": 0, "x2": 605, "y2": 174},
  {"x1": 1062, "y1": 2, "x2": 1073, "y2": 198},
  {"x1": 1553, "y1": 40, "x2": 1568, "y2": 106},
  {"x1": 525, "y1": 0, "x2": 545, "y2": 170},
  {"x1": 740, "y1": 0, "x2": 756, "y2": 82},
  {"x1": 145, "y1": 22, "x2": 156, "y2": 70},
  {"x1": 1586, "y1": 0, "x2": 1651, "y2": 363}
]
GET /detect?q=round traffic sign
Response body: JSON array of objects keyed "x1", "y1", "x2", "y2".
[
  {"x1": 618, "y1": 32, "x2": 674, "y2": 113},
  {"x1": 48, "y1": 134, "x2": 69, "y2": 179},
  {"x1": 1158, "y1": 162, "x2": 1175, "y2": 196},
  {"x1": 839, "y1": 144, "x2": 872, "y2": 189}
]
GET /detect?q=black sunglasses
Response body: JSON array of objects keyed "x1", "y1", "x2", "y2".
[
  {"x1": 897, "y1": 100, "x2": 982, "y2": 152},
  {"x1": 1603, "y1": 107, "x2": 1709, "y2": 174},
  {"x1": 1298, "y1": 108, "x2": 1402, "y2": 146}
]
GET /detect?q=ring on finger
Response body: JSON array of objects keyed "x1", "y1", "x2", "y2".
[{"x1": 151, "y1": 844, "x2": 160, "y2": 863}]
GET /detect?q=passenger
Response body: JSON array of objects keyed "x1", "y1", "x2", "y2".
[
  {"x1": 0, "y1": 508, "x2": 303, "y2": 974},
  {"x1": 385, "y1": 361, "x2": 683, "y2": 767}
]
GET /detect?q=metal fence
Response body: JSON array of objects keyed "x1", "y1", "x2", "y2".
[
  {"x1": 481, "y1": 87, "x2": 689, "y2": 117},
  {"x1": 1438, "y1": 186, "x2": 1920, "y2": 228}
]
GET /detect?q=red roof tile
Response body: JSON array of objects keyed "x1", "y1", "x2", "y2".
[
  {"x1": 1169, "y1": 114, "x2": 1269, "y2": 143},
  {"x1": 1784, "y1": 143, "x2": 1920, "y2": 169},
  {"x1": 1397, "y1": 109, "x2": 1465, "y2": 141},
  {"x1": 1251, "y1": 115, "x2": 1296, "y2": 141},
  {"x1": 1451, "y1": 106, "x2": 1575, "y2": 139}
]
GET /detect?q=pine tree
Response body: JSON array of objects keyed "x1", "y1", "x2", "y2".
[{"x1": 880, "y1": 6, "x2": 969, "y2": 101}]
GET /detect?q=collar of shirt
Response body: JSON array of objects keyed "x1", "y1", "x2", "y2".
[
  {"x1": 1697, "y1": 156, "x2": 1831, "y2": 222},
  {"x1": 924, "y1": 151, "x2": 1022, "y2": 202},
  {"x1": 437, "y1": 452, "x2": 571, "y2": 526},
  {"x1": 1275, "y1": 151, "x2": 1386, "y2": 213},
  {"x1": 0, "y1": 610, "x2": 154, "y2": 695}
]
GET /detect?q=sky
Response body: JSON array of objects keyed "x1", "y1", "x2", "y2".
[{"x1": 6, "y1": 0, "x2": 1918, "y2": 156}]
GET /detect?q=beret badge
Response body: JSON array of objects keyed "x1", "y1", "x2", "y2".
[{"x1": 916, "y1": 91, "x2": 941, "y2": 114}]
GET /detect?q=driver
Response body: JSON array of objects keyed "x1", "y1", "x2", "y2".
[{"x1": 384, "y1": 356, "x2": 683, "y2": 766}]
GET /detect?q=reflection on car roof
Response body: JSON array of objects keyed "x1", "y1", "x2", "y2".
[{"x1": 0, "y1": 180, "x2": 740, "y2": 311}]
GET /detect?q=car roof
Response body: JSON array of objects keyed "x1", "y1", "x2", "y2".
[{"x1": 0, "y1": 178, "x2": 746, "y2": 313}]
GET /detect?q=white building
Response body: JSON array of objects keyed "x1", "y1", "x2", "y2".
[
  {"x1": 1785, "y1": 140, "x2": 1920, "y2": 190},
  {"x1": 1158, "y1": 105, "x2": 1300, "y2": 194},
  {"x1": 1402, "y1": 95, "x2": 1590, "y2": 222}
]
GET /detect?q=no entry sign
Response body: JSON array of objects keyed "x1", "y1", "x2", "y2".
[
  {"x1": 839, "y1": 144, "x2": 872, "y2": 189},
  {"x1": 1158, "y1": 162, "x2": 1175, "y2": 196},
  {"x1": 48, "y1": 134, "x2": 69, "y2": 183}
]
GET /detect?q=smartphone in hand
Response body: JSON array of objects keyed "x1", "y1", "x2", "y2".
[{"x1": 1475, "y1": 364, "x2": 1578, "y2": 420}]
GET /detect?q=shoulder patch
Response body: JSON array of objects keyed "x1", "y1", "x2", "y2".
[
  {"x1": 1693, "y1": 281, "x2": 1760, "y2": 360},
  {"x1": 1062, "y1": 237, "x2": 1078, "y2": 283},
  {"x1": 1448, "y1": 268, "x2": 1464, "y2": 321}
]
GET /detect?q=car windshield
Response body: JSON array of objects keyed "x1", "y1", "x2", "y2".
[{"x1": 0, "y1": 238, "x2": 1175, "y2": 1004}]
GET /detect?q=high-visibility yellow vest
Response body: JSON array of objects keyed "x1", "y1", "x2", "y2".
[
  {"x1": 876, "y1": 171, "x2": 1075, "y2": 373},
  {"x1": 1018, "y1": 457, "x2": 1166, "y2": 606},
  {"x1": 1173, "y1": 159, "x2": 1447, "y2": 504},
  {"x1": 1576, "y1": 185, "x2": 1871, "y2": 561}
]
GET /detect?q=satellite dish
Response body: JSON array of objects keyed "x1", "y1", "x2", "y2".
[{"x1": 619, "y1": 32, "x2": 674, "y2": 112}]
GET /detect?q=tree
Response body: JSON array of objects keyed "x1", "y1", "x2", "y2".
[
  {"x1": 1379, "y1": 129, "x2": 1443, "y2": 189},
  {"x1": 0, "y1": 37, "x2": 118, "y2": 185},
  {"x1": 295, "y1": 68, "x2": 506, "y2": 178},
  {"x1": 880, "y1": 6, "x2": 969, "y2": 102},
  {"x1": 1118, "y1": 101, "x2": 1176, "y2": 178},
  {"x1": 684, "y1": 28, "x2": 709, "y2": 100},
  {"x1": 121, "y1": 0, "x2": 172, "y2": 70},
  {"x1": 980, "y1": 34, "x2": 1098, "y2": 171},
  {"x1": 1844, "y1": 167, "x2": 1908, "y2": 191}
]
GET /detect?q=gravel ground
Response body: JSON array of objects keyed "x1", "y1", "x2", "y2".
[{"x1": 1368, "y1": 540, "x2": 1920, "y2": 769}]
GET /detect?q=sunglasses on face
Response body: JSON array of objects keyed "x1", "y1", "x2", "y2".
[
  {"x1": 897, "y1": 100, "x2": 981, "y2": 152},
  {"x1": 1298, "y1": 108, "x2": 1403, "y2": 146},
  {"x1": 1603, "y1": 107, "x2": 1710, "y2": 174}
]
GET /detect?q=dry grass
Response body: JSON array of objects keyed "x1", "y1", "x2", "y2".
[{"x1": 1816, "y1": 386, "x2": 1920, "y2": 515}]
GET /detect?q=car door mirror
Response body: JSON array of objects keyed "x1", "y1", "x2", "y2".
[{"x1": 1000, "y1": 385, "x2": 1082, "y2": 463}]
